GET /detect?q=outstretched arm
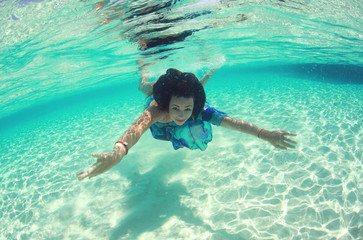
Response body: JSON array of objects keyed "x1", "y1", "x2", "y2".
[
  {"x1": 220, "y1": 116, "x2": 297, "y2": 150},
  {"x1": 77, "y1": 105, "x2": 163, "y2": 180}
]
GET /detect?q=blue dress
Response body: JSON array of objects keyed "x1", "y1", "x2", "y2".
[{"x1": 144, "y1": 96, "x2": 227, "y2": 151}]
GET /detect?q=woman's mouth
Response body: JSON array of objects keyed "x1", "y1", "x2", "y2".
[{"x1": 176, "y1": 119, "x2": 185, "y2": 123}]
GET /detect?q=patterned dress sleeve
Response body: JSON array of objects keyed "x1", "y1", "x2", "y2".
[{"x1": 200, "y1": 105, "x2": 228, "y2": 126}]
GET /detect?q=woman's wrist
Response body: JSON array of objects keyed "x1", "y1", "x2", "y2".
[
  {"x1": 114, "y1": 142, "x2": 128, "y2": 159},
  {"x1": 257, "y1": 128, "x2": 264, "y2": 138},
  {"x1": 257, "y1": 128, "x2": 269, "y2": 140}
]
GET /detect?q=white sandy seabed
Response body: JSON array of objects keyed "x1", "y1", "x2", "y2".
[{"x1": 0, "y1": 73, "x2": 362, "y2": 239}]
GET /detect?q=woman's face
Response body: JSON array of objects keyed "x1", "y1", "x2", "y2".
[{"x1": 168, "y1": 96, "x2": 194, "y2": 125}]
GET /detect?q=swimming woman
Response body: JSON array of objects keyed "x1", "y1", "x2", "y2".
[{"x1": 77, "y1": 65, "x2": 297, "y2": 180}]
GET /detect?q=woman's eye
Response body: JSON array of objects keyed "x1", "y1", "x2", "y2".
[
  {"x1": 185, "y1": 109, "x2": 191, "y2": 112},
  {"x1": 172, "y1": 107, "x2": 179, "y2": 111}
]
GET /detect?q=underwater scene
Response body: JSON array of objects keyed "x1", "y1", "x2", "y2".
[{"x1": 0, "y1": 0, "x2": 362, "y2": 239}]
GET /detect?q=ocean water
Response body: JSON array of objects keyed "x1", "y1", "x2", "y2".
[{"x1": 0, "y1": 0, "x2": 362, "y2": 239}]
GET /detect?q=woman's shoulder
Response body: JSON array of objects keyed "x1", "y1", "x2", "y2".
[{"x1": 145, "y1": 101, "x2": 170, "y2": 123}]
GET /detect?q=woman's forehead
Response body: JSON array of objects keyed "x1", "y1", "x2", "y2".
[{"x1": 169, "y1": 96, "x2": 194, "y2": 106}]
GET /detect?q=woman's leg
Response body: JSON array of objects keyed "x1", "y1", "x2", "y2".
[
  {"x1": 138, "y1": 59, "x2": 155, "y2": 96},
  {"x1": 139, "y1": 81, "x2": 154, "y2": 96},
  {"x1": 199, "y1": 56, "x2": 225, "y2": 86}
]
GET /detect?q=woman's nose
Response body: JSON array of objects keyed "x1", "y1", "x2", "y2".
[{"x1": 177, "y1": 111, "x2": 185, "y2": 119}]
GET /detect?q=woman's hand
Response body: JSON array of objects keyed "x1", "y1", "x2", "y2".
[
  {"x1": 77, "y1": 149, "x2": 125, "y2": 180},
  {"x1": 260, "y1": 130, "x2": 297, "y2": 150}
]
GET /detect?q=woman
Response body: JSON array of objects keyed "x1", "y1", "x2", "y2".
[{"x1": 77, "y1": 66, "x2": 297, "y2": 180}]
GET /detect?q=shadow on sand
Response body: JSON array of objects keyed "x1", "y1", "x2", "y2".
[{"x1": 110, "y1": 151, "x2": 241, "y2": 239}]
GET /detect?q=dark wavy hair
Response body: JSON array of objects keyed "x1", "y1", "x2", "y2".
[{"x1": 153, "y1": 68, "x2": 206, "y2": 119}]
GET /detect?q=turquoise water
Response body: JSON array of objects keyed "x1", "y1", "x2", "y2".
[{"x1": 1, "y1": 0, "x2": 362, "y2": 239}]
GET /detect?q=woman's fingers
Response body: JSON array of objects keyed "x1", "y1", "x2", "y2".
[
  {"x1": 282, "y1": 131, "x2": 297, "y2": 136},
  {"x1": 77, "y1": 153, "x2": 105, "y2": 180},
  {"x1": 88, "y1": 164, "x2": 108, "y2": 178},
  {"x1": 280, "y1": 131, "x2": 298, "y2": 148},
  {"x1": 274, "y1": 144, "x2": 287, "y2": 150},
  {"x1": 284, "y1": 137, "x2": 298, "y2": 144},
  {"x1": 281, "y1": 141, "x2": 295, "y2": 149},
  {"x1": 78, "y1": 166, "x2": 99, "y2": 180},
  {"x1": 77, "y1": 164, "x2": 104, "y2": 180},
  {"x1": 77, "y1": 171, "x2": 89, "y2": 180}
]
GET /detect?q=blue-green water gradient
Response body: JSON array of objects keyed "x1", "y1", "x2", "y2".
[{"x1": 0, "y1": 0, "x2": 362, "y2": 239}]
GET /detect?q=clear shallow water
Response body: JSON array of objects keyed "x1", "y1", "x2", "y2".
[{"x1": 0, "y1": 0, "x2": 362, "y2": 239}]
